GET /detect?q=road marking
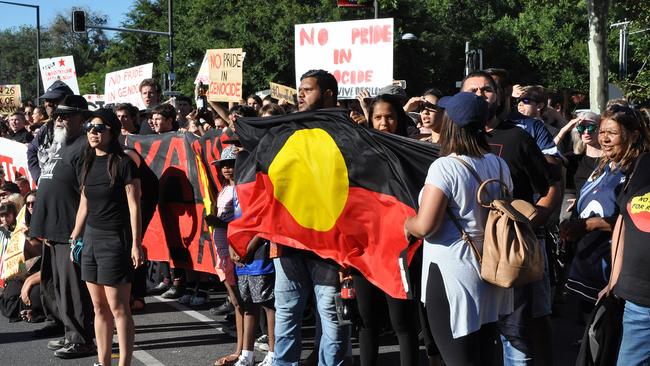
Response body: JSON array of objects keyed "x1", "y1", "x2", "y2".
[
  {"x1": 133, "y1": 349, "x2": 167, "y2": 366},
  {"x1": 113, "y1": 334, "x2": 167, "y2": 366},
  {"x1": 153, "y1": 296, "x2": 225, "y2": 334}
]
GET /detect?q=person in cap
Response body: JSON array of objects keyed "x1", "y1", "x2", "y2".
[
  {"x1": 462, "y1": 71, "x2": 559, "y2": 365},
  {"x1": 209, "y1": 145, "x2": 246, "y2": 366},
  {"x1": 404, "y1": 92, "x2": 514, "y2": 365},
  {"x1": 68, "y1": 108, "x2": 143, "y2": 366},
  {"x1": 27, "y1": 80, "x2": 75, "y2": 182},
  {"x1": 29, "y1": 95, "x2": 96, "y2": 358}
]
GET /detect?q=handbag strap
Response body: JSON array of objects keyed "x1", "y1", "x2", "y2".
[
  {"x1": 445, "y1": 207, "x2": 482, "y2": 264},
  {"x1": 451, "y1": 156, "x2": 507, "y2": 199}
]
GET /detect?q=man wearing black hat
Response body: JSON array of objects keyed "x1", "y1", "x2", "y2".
[
  {"x1": 30, "y1": 95, "x2": 95, "y2": 358},
  {"x1": 27, "y1": 80, "x2": 74, "y2": 182}
]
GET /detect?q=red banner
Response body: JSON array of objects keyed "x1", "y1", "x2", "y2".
[{"x1": 124, "y1": 132, "x2": 224, "y2": 274}]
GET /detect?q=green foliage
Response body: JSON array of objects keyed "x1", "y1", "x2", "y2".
[
  {"x1": 0, "y1": 26, "x2": 39, "y2": 99},
  {"x1": 610, "y1": 1, "x2": 650, "y2": 105},
  {"x1": 3, "y1": 1, "x2": 649, "y2": 106}
]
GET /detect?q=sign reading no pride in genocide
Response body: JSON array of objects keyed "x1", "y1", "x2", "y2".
[
  {"x1": 207, "y1": 48, "x2": 244, "y2": 102},
  {"x1": 294, "y1": 18, "x2": 394, "y2": 100},
  {"x1": 39, "y1": 56, "x2": 80, "y2": 95},
  {"x1": 104, "y1": 63, "x2": 154, "y2": 110},
  {"x1": 0, "y1": 85, "x2": 21, "y2": 115}
]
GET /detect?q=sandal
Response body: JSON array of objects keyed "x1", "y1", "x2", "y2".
[
  {"x1": 214, "y1": 353, "x2": 239, "y2": 366},
  {"x1": 131, "y1": 298, "x2": 146, "y2": 312}
]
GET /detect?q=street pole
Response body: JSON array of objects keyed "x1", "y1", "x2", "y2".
[
  {"x1": 167, "y1": 0, "x2": 174, "y2": 94},
  {"x1": 374, "y1": 0, "x2": 378, "y2": 19},
  {"x1": 36, "y1": 5, "x2": 40, "y2": 100},
  {"x1": 83, "y1": 0, "x2": 177, "y2": 96},
  {"x1": 611, "y1": 21, "x2": 630, "y2": 80},
  {"x1": 0, "y1": 1, "x2": 41, "y2": 101}
]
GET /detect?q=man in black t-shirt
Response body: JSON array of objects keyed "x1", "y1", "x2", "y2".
[
  {"x1": 461, "y1": 71, "x2": 562, "y2": 365},
  {"x1": 6, "y1": 112, "x2": 33, "y2": 144},
  {"x1": 29, "y1": 95, "x2": 95, "y2": 358}
]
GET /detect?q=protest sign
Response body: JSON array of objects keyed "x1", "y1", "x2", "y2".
[
  {"x1": 294, "y1": 18, "x2": 394, "y2": 100},
  {"x1": 0, "y1": 85, "x2": 21, "y2": 115},
  {"x1": 194, "y1": 52, "x2": 210, "y2": 85},
  {"x1": 0, "y1": 137, "x2": 35, "y2": 188},
  {"x1": 104, "y1": 63, "x2": 153, "y2": 109},
  {"x1": 269, "y1": 82, "x2": 297, "y2": 105},
  {"x1": 1, "y1": 207, "x2": 27, "y2": 281},
  {"x1": 83, "y1": 94, "x2": 106, "y2": 110},
  {"x1": 207, "y1": 48, "x2": 244, "y2": 102},
  {"x1": 39, "y1": 56, "x2": 80, "y2": 94}
]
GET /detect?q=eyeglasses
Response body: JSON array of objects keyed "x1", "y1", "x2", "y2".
[
  {"x1": 26, "y1": 201, "x2": 35, "y2": 207},
  {"x1": 576, "y1": 124, "x2": 598, "y2": 134},
  {"x1": 84, "y1": 122, "x2": 110, "y2": 133}
]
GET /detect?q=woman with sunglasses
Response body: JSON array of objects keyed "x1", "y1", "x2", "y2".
[
  {"x1": 559, "y1": 109, "x2": 622, "y2": 315},
  {"x1": 70, "y1": 108, "x2": 143, "y2": 366},
  {"x1": 597, "y1": 105, "x2": 650, "y2": 365}
]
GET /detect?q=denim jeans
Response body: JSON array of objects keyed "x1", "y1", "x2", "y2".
[
  {"x1": 273, "y1": 257, "x2": 348, "y2": 366},
  {"x1": 617, "y1": 300, "x2": 650, "y2": 366},
  {"x1": 501, "y1": 335, "x2": 533, "y2": 366}
]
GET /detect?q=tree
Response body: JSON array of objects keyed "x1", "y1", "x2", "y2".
[
  {"x1": 0, "y1": 26, "x2": 39, "y2": 101},
  {"x1": 586, "y1": 0, "x2": 610, "y2": 113},
  {"x1": 610, "y1": 1, "x2": 650, "y2": 106}
]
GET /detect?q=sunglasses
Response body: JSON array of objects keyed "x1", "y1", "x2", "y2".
[
  {"x1": 576, "y1": 124, "x2": 598, "y2": 134},
  {"x1": 419, "y1": 102, "x2": 442, "y2": 113},
  {"x1": 517, "y1": 98, "x2": 540, "y2": 105},
  {"x1": 26, "y1": 201, "x2": 35, "y2": 207},
  {"x1": 84, "y1": 122, "x2": 110, "y2": 133}
]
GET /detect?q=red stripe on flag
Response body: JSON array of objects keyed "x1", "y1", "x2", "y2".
[{"x1": 228, "y1": 173, "x2": 421, "y2": 299}]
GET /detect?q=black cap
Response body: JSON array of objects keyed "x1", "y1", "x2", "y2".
[{"x1": 40, "y1": 80, "x2": 74, "y2": 100}]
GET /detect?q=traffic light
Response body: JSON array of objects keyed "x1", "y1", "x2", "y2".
[{"x1": 72, "y1": 10, "x2": 86, "y2": 33}]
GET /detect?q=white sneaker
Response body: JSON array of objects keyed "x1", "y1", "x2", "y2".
[
  {"x1": 177, "y1": 294, "x2": 192, "y2": 304},
  {"x1": 234, "y1": 354, "x2": 255, "y2": 366},
  {"x1": 256, "y1": 353, "x2": 274, "y2": 366}
]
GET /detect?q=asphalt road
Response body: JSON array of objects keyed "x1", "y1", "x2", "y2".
[{"x1": 0, "y1": 290, "x2": 584, "y2": 365}]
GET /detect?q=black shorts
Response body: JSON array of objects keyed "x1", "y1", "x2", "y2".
[
  {"x1": 81, "y1": 225, "x2": 134, "y2": 286},
  {"x1": 237, "y1": 273, "x2": 275, "y2": 306}
]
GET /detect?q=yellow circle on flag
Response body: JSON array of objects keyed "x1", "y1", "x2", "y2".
[{"x1": 268, "y1": 128, "x2": 349, "y2": 232}]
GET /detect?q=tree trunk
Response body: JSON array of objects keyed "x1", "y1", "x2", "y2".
[{"x1": 586, "y1": 0, "x2": 610, "y2": 113}]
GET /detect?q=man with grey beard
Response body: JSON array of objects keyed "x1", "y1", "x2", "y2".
[
  {"x1": 27, "y1": 80, "x2": 74, "y2": 182},
  {"x1": 30, "y1": 95, "x2": 96, "y2": 359}
]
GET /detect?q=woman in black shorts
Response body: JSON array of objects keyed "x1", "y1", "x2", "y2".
[{"x1": 70, "y1": 108, "x2": 143, "y2": 366}]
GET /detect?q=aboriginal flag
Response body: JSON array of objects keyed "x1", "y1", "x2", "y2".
[{"x1": 227, "y1": 109, "x2": 438, "y2": 299}]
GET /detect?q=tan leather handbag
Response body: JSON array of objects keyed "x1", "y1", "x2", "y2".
[{"x1": 447, "y1": 157, "x2": 544, "y2": 288}]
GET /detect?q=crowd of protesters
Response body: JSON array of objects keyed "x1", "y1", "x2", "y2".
[{"x1": 1, "y1": 65, "x2": 650, "y2": 366}]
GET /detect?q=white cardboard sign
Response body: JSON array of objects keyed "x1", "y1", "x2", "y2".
[
  {"x1": 104, "y1": 63, "x2": 153, "y2": 109},
  {"x1": 294, "y1": 18, "x2": 394, "y2": 100},
  {"x1": 39, "y1": 56, "x2": 80, "y2": 95}
]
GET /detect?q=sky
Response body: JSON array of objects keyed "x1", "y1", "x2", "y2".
[{"x1": 0, "y1": 0, "x2": 133, "y2": 36}]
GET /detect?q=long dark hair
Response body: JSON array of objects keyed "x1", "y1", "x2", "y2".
[
  {"x1": 438, "y1": 112, "x2": 490, "y2": 158},
  {"x1": 79, "y1": 109, "x2": 127, "y2": 189},
  {"x1": 368, "y1": 94, "x2": 410, "y2": 137}
]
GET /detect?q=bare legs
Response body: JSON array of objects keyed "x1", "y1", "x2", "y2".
[{"x1": 87, "y1": 282, "x2": 133, "y2": 366}]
